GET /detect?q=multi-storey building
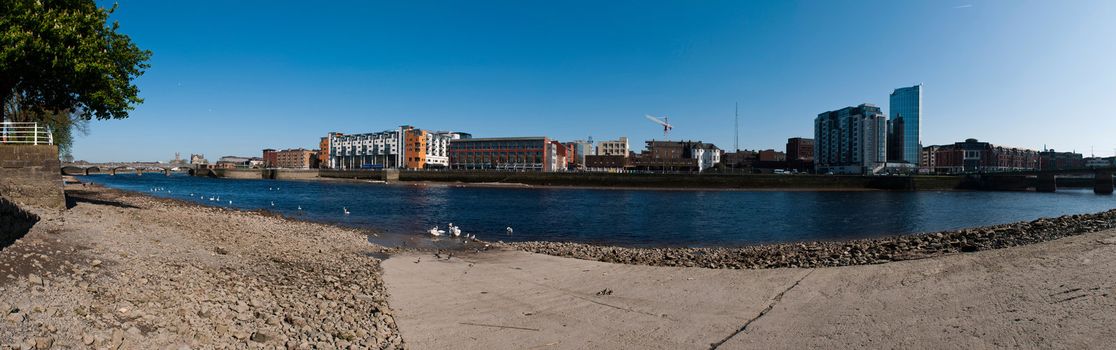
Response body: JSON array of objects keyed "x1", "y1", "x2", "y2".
[
  {"x1": 328, "y1": 126, "x2": 468, "y2": 170},
  {"x1": 565, "y1": 140, "x2": 595, "y2": 168},
  {"x1": 888, "y1": 84, "x2": 922, "y2": 164},
  {"x1": 262, "y1": 149, "x2": 277, "y2": 168},
  {"x1": 596, "y1": 137, "x2": 629, "y2": 157},
  {"x1": 920, "y1": 145, "x2": 940, "y2": 173},
  {"x1": 318, "y1": 133, "x2": 340, "y2": 169},
  {"x1": 274, "y1": 148, "x2": 318, "y2": 169},
  {"x1": 447, "y1": 137, "x2": 564, "y2": 171},
  {"x1": 634, "y1": 140, "x2": 720, "y2": 172},
  {"x1": 786, "y1": 137, "x2": 814, "y2": 161},
  {"x1": 1039, "y1": 150, "x2": 1085, "y2": 171},
  {"x1": 1085, "y1": 157, "x2": 1116, "y2": 168},
  {"x1": 930, "y1": 139, "x2": 1039, "y2": 174},
  {"x1": 814, "y1": 104, "x2": 888, "y2": 174},
  {"x1": 189, "y1": 154, "x2": 208, "y2": 165}
]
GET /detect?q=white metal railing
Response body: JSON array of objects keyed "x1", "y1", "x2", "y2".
[{"x1": 0, "y1": 122, "x2": 54, "y2": 145}]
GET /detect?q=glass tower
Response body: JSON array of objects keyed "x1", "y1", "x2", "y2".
[{"x1": 889, "y1": 84, "x2": 922, "y2": 164}]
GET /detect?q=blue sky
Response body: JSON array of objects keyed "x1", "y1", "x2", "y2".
[{"x1": 74, "y1": 0, "x2": 1116, "y2": 162}]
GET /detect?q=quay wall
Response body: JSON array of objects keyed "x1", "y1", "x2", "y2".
[
  {"x1": 0, "y1": 196, "x2": 38, "y2": 250},
  {"x1": 319, "y1": 169, "x2": 384, "y2": 180},
  {"x1": 213, "y1": 168, "x2": 263, "y2": 179},
  {"x1": 0, "y1": 145, "x2": 65, "y2": 209}
]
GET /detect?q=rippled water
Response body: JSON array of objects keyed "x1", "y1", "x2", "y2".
[{"x1": 82, "y1": 174, "x2": 1116, "y2": 247}]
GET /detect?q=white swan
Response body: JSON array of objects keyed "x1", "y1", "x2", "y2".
[
  {"x1": 450, "y1": 225, "x2": 462, "y2": 237},
  {"x1": 343, "y1": 207, "x2": 350, "y2": 215},
  {"x1": 506, "y1": 227, "x2": 514, "y2": 235},
  {"x1": 297, "y1": 205, "x2": 302, "y2": 211},
  {"x1": 428, "y1": 226, "x2": 445, "y2": 237},
  {"x1": 270, "y1": 201, "x2": 275, "y2": 206}
]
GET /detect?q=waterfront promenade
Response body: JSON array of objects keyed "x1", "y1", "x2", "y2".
[{"x1": 1, "y1": 182, "x2": 1114, "y2": 348}]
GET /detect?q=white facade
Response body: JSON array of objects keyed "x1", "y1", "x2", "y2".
[
  {"x1": 690, "y1": 144, "x2": 722, "y2": 171},
  {"x1": 424, "y1": 131, "x2": 466, "y2": 167},
  {"x1": 329, "y1": 128, "x2": 405, "y2": 169},
  {"x1": 597, "y1": 137, "x2": 629, "y2": 157}
]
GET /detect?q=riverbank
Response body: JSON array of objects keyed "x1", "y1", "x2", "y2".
[
  {"x1": 501, "y1": 208, "x2": 1116, "y2": 269},
  {"x1": 384, "y1": 227, "x2": 1116, "y2": 349},
  {"x1": 0, "y1": 183, "x2": 403, "y2": 349}
]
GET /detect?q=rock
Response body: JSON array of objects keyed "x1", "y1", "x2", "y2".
[
  {"x1": 81, "y1": 333, "x2": 95, "y2": 345},
  {"x1": 27, "y1": 274, "x2": 43, "y2": 286},
  {"x1": 250, "y1": 331, "x2": 270, "y2": 343},
  {"x1": 33, "y1": 337, "x2": 53, "y2": 349},
  {"x1": 91, "y1": 259, "x2": 102, "y2": 267}
]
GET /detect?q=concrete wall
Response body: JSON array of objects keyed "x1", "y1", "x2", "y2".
[
  {"x1": 0, "y1": 196, "x2": 38, "y2": 250},
  {"x1": 319, "y1": 169, "x2": 383, "y2": 180},
  {"x1": 0, "y1": 145, "x2": 65, "y2": 209},
  {"x1": 398, "y1": 171, "x2": 968, "y2": 191},
  {"x1": 213, "y1": 168, "x2": 263, "y2": 179},
  {"x1": 268, "y1": 169, "x2": 319, "y2": 180}
]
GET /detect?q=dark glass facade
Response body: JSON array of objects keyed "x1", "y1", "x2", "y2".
[{"x1": 889, "y1": 85, "x2": 922, "y2": 164}]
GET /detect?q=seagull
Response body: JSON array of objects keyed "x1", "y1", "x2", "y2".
[
  {"x1": 506, "y1": 227, "x2": 514, "y2": 235},
  {"x1": 343, "y1": 207, "x2": 350, "y2": 215},
  {"x1": 429, "y1": 226, "x2": 445, "y2": 237}
]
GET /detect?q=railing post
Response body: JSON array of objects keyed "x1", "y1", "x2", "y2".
[{"x1": 34, "y1": 123, "x2": 39, "y2": 145}]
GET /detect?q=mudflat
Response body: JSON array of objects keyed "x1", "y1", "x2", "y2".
[
  {"x1": 0, "y1": 185, "x2": 403, "y2": 349},
  {"x1": 383, "y1": 229, "x2": 1116, "y2": 349}
]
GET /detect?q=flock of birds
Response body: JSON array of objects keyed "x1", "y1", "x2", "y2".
[{"x1": 149, "y1": 185, "x2": 515, "y2": 241}]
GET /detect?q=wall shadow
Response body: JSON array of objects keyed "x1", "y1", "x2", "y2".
[
  {"x1": 1, "y1": 197, "x2": 39, "y2": 251},
  {"x1": 65, "y1": 190, "x2": 140, "y2": 210}
]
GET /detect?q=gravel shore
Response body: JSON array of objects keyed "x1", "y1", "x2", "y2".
[
  {"x1": 0, "y1": 184, "x2": 403, "y2": 349},
  {"x1": 503, "y1": 209, "x2": 1116, "y2": 269}
]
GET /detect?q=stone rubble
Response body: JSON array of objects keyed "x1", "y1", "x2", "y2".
[{"x1": 504, "y1": 209, "x2": 1116, "y2": 269}]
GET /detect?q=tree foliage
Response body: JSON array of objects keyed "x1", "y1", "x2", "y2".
[{"x1": 0, "y1": 0, "x2": 151, "y2": 122}]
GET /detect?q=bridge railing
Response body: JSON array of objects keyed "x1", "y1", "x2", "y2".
[{"x1": 0, "y1": 122, "x2": 54, "y2": 145}]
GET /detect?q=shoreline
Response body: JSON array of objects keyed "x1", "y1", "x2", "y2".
[{"x1": 83, "y1": 176, "x2": 1116, "y2": 269}]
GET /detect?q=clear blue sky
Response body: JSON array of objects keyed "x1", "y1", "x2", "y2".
[{"x1": 74, "y1": 0, "x2": 1116, "y2": 162}]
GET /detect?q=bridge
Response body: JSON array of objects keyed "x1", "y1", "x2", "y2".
[
  {"x1": 61, "y1": 163, "x2": 188, "y2": 176},
  {"x1": 971, "y1": 167, "x2": 1115, "y2": 194}
]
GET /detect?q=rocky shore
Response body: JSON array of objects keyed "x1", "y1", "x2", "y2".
[
  {"x1": 504, "y1": 209, "x2": 1116, "y2": 269},
  {"x1": 0, "y1": 184, "x2": 402, "y2": 349}
]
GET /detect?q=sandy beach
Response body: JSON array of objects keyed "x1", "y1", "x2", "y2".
[{"x1": 2, "y1": 183, "x2": 1115, "y2": 349}]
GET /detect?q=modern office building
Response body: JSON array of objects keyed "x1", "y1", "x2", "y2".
[
  {"x1": 565, "y1": 140, "x2": 595, "y2": 168},
  {"x1": 814, "y1": 104, "x2": 888, "y2": 174},
  {"x1": 328, "y1": 126, "x2": 468, "y2": 169},
  {"x1": 888, "y1": 84, "x2": 922, "y2": 164},
  {"x1": 447, "y1": 137, "x2": 564, "y2": 171},
  {"x1": 596, "y1": 137, "x2": 629, "y2": 157}
]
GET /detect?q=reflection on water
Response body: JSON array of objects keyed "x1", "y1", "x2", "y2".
[{"x1": 83, "y1": 174, "x2": 1116, "y2": 248}]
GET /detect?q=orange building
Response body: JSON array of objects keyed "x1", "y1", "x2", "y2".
[{"x1": 403, "y1": 128, "x2": 428, "y2": 169}]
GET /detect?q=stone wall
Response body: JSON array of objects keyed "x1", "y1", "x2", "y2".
[
  {"x1": 319, "y1": 169, "x2": 383, "y2": 180},
  {"x1": 0, "y1": 196, "x2": 38, "y2": 250},
  {"x1": 0, "y1": 145, "x2": 65, "y2": 209}
]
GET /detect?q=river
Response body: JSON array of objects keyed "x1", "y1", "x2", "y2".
[{"x1": 81, "y1": 174, "x2": 1116, "y2": 247}]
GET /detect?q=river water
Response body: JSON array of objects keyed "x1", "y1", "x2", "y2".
[{"x1": 81, "y1": 174, "x2": 1116, "y2": 247}]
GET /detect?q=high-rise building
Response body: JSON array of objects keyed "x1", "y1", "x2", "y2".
[
  {"x1": 888, "y1": 84, "x2": 922, "y2": 164},
  {"x1": 814, "y1": 104, "x2": 888, "y2": 174}
]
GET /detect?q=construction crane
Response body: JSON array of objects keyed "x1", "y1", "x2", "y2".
[{"x1": 645, "y1": 114, "x2": 673, "y2": 138}]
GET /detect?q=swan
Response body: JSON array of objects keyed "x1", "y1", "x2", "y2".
[
  {"x1": 450, "y1": 225, "x2": 462, "y2": 237},
  {"x1": 428, "y1": 226, "x2": 445, "y2": 237},
  {"x1": 343, "y1": 207, "x2": 350, "y2": 215},
  {"x1": 297, "y1": 205, "x2": 302, "y2": 211},
  {"x1": 270, "y1": 201, "x2": 275, "y2": 206},
  {"x1": 506, "y1": 227, "x2": 513, "y2": 235}
]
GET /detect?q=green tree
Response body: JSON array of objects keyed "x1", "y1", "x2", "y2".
[{"x1": 1, "y1": 0, "x2": 151, "y2": 139}]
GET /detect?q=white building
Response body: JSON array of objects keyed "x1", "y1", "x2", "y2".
[
  {"x1": 597, "y1": 137, "x2": 629, "y2": 157},
  {"x1": 815, "y1": 104, "x2": 888, "y2": 175},
  {"x1": 690, "y1": 143, "x2": 722, "y2": 171},
  {"x1": 328, "y1": 126, "x2": 469, "y2": 169}
]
